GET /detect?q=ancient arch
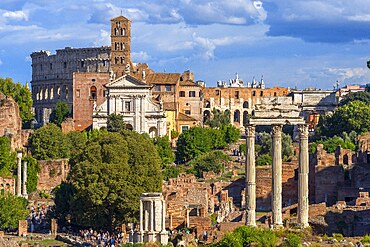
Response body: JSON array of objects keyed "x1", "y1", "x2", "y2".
[
  {"x1": 90, "y1": 86, "x2": 97, "y2": 100},
  {"x1": 234, "y1": 110, "x2": 240, "y2": 123},
  {"x1": 126, "y1": 124, "x2": 133, "y2": 130},
  {"x1": 203, "y1": 110, "x2": 211, "y2": 123},
  {"x1": 149, "y1": 127, "x2": 158, "y2": 138},
  {"x1": 243, "y1": 101, "x2": 249, "y2": 108}
]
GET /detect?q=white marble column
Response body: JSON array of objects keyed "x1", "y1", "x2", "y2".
[
  {"x1": 298, "y1": 124, "x2": 309, "y2": 227},
  {"x1": 22, "y1": 161, "x2": 27, "y2": 197},
  {"x1": 245, "y1": 125, "x2": 256, "y2": 226},
  {"x1": 272, "y1": 125, "x2": 283, "y2": 227},
  {"x1": 139, "y1": 200, "x2": 143, "y2": 232},
  {"x1": 16, "y1": 150, "x2": 22, "y2": 196},
  {"x1": 150, "y1": 200, "x2": 154, "y2": 232},
  {"x1": 161, "y1": 200, "x2": 166, "y2": 231}
]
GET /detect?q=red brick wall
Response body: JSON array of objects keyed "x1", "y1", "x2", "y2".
[{"x1": 72, "y1": 72, "x2": 109, "y2": 131}]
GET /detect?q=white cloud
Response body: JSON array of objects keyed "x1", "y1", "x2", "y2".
[
  {"x1": 2, "y1": 10, "x2": 28, "y2": 21},
  {"x1": 132, "y1": 51, "x2": 152, "y2": 62}
]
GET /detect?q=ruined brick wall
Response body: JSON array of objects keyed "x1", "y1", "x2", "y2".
[
  {"x1": 255, "y1": 162, "x2": 298, "y2": 210},
  {"x1": 0, "y1": 177, "x2": 16, "y2": 195},
  {"x1": 0, "y1": 92, "x2": 22, "y2": 150},
  {"x1": 37, "y1": 159, "x2": 70, "y2": 191},
  {"x1": 61, "y1": 118, "x2": 75, "y2": 134},
  {"x1": 72, "y1": 72, "x2": 109, "y2": 131}
]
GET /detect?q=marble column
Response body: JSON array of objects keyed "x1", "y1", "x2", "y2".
[
  {"x1": 161, "y1": 200, "x2": 166, "y2": 231},
  {"x1": 245, "y1": 125, "x2": 256, "y2": 226},
  {"x1": 16, "y1": 150, "x2": 22, "y2": 196},
  {"x1": 138, "y1": 199, "x2": 144, "y2": 243},
  {"x1": 271, "y1": 125, "x2": 283, "y2": 227},
  {"x1": 22, "y1": 161, "x2": 27, "y2": 197},
  {"x1": 298, "y1": 124, "x2": 309, "y2": 227},
  {"x1": 150, "y1": 200, "x2": 154, "y2": 232}
]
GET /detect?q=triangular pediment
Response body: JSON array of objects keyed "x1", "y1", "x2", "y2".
[{"x1": 105, "y1": 75, "x2": 151, "y2": 89}]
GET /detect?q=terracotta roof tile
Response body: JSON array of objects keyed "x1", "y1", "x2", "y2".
[
  {"x1": 179, "y1": 80, "x2": 199, "y2": 87},
  {"x1": 177, "y1": 112, "x2": 198, "y2": 122},
  {"x1": 146, "y1": 73, "x2": 180, "y2": 85}
]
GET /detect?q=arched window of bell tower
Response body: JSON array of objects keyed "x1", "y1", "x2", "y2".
[{"x1": 121, "y1": 28, "x2": 125, "y2": 36}]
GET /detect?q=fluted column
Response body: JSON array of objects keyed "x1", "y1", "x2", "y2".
[
  {"x1": 16, "y1": 150, "x2": 22, "y2": 196},
  {"x1": 298, "y1": 124, "x2": 309, "y2": 227},
  {"x1": 140, "y1": 200, "x2": 143, "y2": 232},
  {"x1": 161, "y1": 199, "x2": 166, "y2": 232},
  {"x1": 22, "y1": 161, "x2": 27, "y2": 197},
  {"x1": 272, "y1": 125, "x2": 283, "y2": 227},
  {"x1": 150, "y1": 200, "x2": 154, "y2": 232},
  {"x1": 245, "y1": 125, "x2": 256, "y2": 226}
]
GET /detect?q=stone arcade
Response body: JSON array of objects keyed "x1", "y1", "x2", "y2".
[{"x1": 245, "y1": 97, "x2": 309, "y2": 228}]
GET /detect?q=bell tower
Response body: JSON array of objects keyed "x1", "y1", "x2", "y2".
[{"x1": 110, "y1": 16, "x2": 131, "y2": 78}]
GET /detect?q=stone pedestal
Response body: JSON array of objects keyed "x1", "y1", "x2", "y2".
[
  {"x1": 245, "y1": 125, "x2": 256, "y2": 226},
  {"x1": 272, "y1": 125, "x2": 283, "y2": 227},
  {"x1": 51, "y1": 219, "x2": 58, "y2": 236},
  {"x1": 18, "y1": 220, "x2": 27, "y2": 236}
]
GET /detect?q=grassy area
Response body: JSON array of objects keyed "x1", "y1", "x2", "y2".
[{"x1": 20, "y1": 238, "x2": 68, "y2": 246}]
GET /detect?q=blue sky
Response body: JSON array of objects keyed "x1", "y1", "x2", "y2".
[{"x1": 0, "y1": 0, "x2": 369, "y2": 89}]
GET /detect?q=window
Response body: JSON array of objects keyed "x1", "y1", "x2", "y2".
[
  {"x1": 64, "y1": 62, "x2": 67, "y2": 69},
  {"x1": 50, "y1": 63, "x2": 53, "y2": 70},
  {"x1": 81, "y1": 61, "x2": 85, "y2": 67},
  {"x1": 90, "y1": 86, "x2": 97, "y2": 100},
  {"x1": 40, "y1": 64, "x2": 43, "y2": 71},
  {"x1": 235, "y1": 91, "x2": 239, "y2": 99},
  {"x1": 216, "y1": 90, "x2": 220, "y2": 96},
  {"x1": 274, "y1": 92, "x2": 277, "y2": 96},
  {"x1": 252, "y1": 91, "x2": 256, "y2": 96},
  {"x1": 260, "y1": 91, "x2": 263, "y2": 96},
  {"x1": 189, "y1": 91, "x2": 196, "y2": 97},
  {"x1": 154, "y1": 85, "x2": 161, "y2": 92},
  {"x1": 125, "y1": 101, "x2": 131, "y2": 112},
  {"x1": 181, "y1": 125, "x2": 189, "y2": 133},
  {"x1": 65, "y1": 86, "x2": 69, "y2": 99},
  {"x1": 165, "y1": 85, "x2": 172, "y2": 92},
  {"x1": 185, "y1": 110, "x2": 191, "y2": 115},
  {"x1": 179, "y1": 91, "x2": 185, "y2": 97},
  {"x1": 76, "y1": 89, "x2": 80, "y2": 98}
]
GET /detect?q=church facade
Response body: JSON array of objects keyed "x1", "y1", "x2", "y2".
[{"x1": 92, "y1": 74, "x2": 166, "y2": 137}]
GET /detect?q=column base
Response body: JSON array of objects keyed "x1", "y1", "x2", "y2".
[
  {"x1": 146, "y1": 231, "x2": 156, "y2": 242},
  {"x1": 160, "y1": 231, "x2": 168, "y2": 245},
  {"x1": 137, "y1": 231, "x2": 144, "y2": 243}
]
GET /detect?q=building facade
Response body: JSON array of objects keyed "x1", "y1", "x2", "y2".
[
  {"x1": 202, "y1": 75, "x2": 289, "y2": 128},
  {"x1": 93, "y1": 74, "x2": 166, "y2": 137}
]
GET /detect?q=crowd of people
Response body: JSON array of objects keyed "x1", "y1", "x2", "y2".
[
  {"x1": 27, "y1": 204, "x2": 52, "y2": 233},
  {"x1": 77, "y1": 229, "x2": 126, "y2": 247}
]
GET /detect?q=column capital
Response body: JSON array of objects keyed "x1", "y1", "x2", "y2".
[
  {"x1": 271, "y1": 124, "x2": 283, "y2": 137},
  {"x1": 245, "y1": 125, "x2": 256, "y2": 137},
  {"x1": 298, "y1": 124, "x2": 309, "y2": 138}
]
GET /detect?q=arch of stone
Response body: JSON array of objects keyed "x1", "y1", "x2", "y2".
[{"x1": 245, "y1": 97, "x2": 309, "y2": 228}]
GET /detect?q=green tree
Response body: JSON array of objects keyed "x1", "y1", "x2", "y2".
[
  {"x1": 205, "y1": 108, "x2": 230, "y2": 128},
  {"x1": 189, "y1": 150, "x2": 231, "y2": 178},
  {"x1": 29, "y1": 124, "x2": 70, "y2": 160},
  {"x1": 50, "y1": 101, "x2": 70, "y2": 126},
  {"x1": 0, "y1": 194, "x2": 28, "y2": 229},
  {"x1": 152, "y1": 135, "x2": 175, "y2": 167},
  {"x1": 367, "y1": 60, "x2": 370, "y2": 69},
  {"x1": 222, "y1": 124, "x2": 240, "y2": 144},
  {"x1": 162, "y1": 166, "x2": 180, "y2": 181},
  {"x1": 339, "y1": 91, "x2": 370, "y2": 106},
  {"x1": 256, "y1": 154, "x2": 272, "y2": 166},
  {"x1": 66, "y1": 131, "x2": 88, "y2": 166},
  {"x1": 0, "y1": 136, "x2": 16, "y2": 176},
  {"x1": 256, "y1": 132, "x2": 293, "y2": 162},
  {"x1": 55, "y1": 130, "x2": 162, "y2": 230},
  {"x1": 321, "y1": 101, "x2": 370, "y2": 137},
  {"x1": 176, "y1": 127, "x2": 214, "y2": 163},
  {"x1": 0, "y1": 77, "x2": 34, "y2": 127},
  {"x1": 107, "y1": 113, "x2": 126, "y2": 132},
  {"x1": 23, "y1": 156, "x2": 41, "y2": 193}
]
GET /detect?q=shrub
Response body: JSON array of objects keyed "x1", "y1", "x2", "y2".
[
  {"x1": 256, "y1": 154, "x2": 272, "y2": 166},
  {"x1": 332, "y1": 233, "x2": 344, "y2": 241},
  {"x1": 281, "y1": 233, "x2": 302, "y2": 247},
  {"x1": 362, "y1": 234, "x2": 370, "y2": 245}
]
